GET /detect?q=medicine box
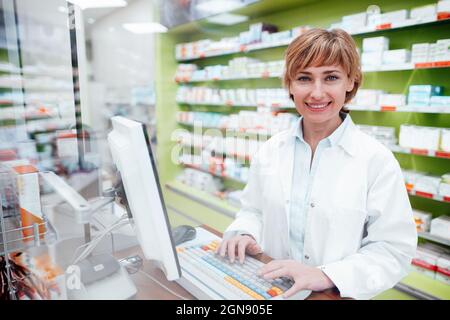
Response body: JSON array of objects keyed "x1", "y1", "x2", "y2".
[
  {"x1": 412, "y1": 245, "x2": 442, "y2": 278},
  {"x1": 379, "y1": 94, "x2": 406, "y2": 106},
  {"x1": 361, "y1": 51, "x2": 384, "y2": 66},
  {"x1": 362, "y1": 36, "x2": 389, "y2": 52},
  {"x1": 411, "y1": 43, "x2": 430, "y2": 63},
  {"x1": 430, "y1": 215, "x2": 450, "y2": 240},
  {"x1": 341, "y1": 12, "x2": 367, "y2": 29},
  {"x1": 354, "y1": 89, "x2": 384, "y2": 106},
  {"x1": 440, "y1": 129, "x2": 450, "y2": 152},
  {"x1": 430, "y1": 95, "x2": 450, "y2": 106},
  {"x1": 378, "y1": 9, "x2": 409, "y2": 25},
  {"x1": 434, "y1": 39, "x2": 450, "y2": 62},
  {"x1": 413, "y1": 209, "x2": 432, "y2": 232},
  {"x1": 410, "y1": 4, "x2": 437, "y2": 21},
  {"x1": 10, "y1": 164, "x2": 45, "y2": 239},
  {"x1": 437, "y1": 0, "x2": 450, "y2": 12},
  {"x1": 415, "y1": 174, "x2": 441, "y2": 194},
  {"x1": 409, "y1": 85, "x2": 443, "y2": 96},
  {"x1": 435, "y1": 254, "x2": 450, "y2": 285},
  {"x1": 382, "y1": 49, "x2": 411, "y2": 64}
]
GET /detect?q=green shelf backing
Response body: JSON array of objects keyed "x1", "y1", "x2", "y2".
[
  {"x1": 163, "y1": 183, "x2": 234, "y2": 232},
  {"x1": 401, "y1": 271, "x2": 450, "y2": 299},
  {"x1": 372, "y1": 288, "x2": 418, "y2": 300},
  {"x1": 166, "y1": 180, "x2": 239, "y2": 214}
]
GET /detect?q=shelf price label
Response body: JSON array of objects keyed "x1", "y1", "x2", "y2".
[
  {"x1": 415, "y1": 190, "x2": 434, "y2": 199},
  {"x1": 437, "y1": 12, "x2": 450, "y2": 20},
  {"x1": 435, "y1": 151, "x2": 450, "y2": 159},
  {"x1": 414, "y1": 62, "x2": 433, "y2": 69},
  {"x1": 376, "y1": 23, "x2": 392, "y2": 30},
  {"x1": 410, "y1": 148, "x2": 429, "y2": 156},
  {"x1": 380, "y1": 105, "x2": 396, "y2": 112},
  {"x1": 433, "y1": 60, "x2": 450, "y2": 67}
]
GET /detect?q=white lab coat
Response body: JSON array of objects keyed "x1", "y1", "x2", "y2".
[{"x1": 225, "y1": 116, "x2": 417, "y2": 300}]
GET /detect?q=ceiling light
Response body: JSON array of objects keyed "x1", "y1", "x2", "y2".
[
  {"x1": 58, "y1": 6, "x2": 68, "y2": 13},
  {"x1": 195, "y1": 0, "x2": 245, "y2": 15},
  {"x1": 67, "y1": 0, "x2": 127, "y2": 10},
  {"x1": 87, "y1": 18, "x2": 96, "y2": 24},
  {"x1": 122, "y1": 23, "x2": 168, "y2": 34},
  {"x1": 206, "y1": 13, "x2": 248, "y2": 25}
]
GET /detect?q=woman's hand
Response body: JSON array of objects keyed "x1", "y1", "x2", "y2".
[
  {"x1": 216, "y1": 234, "x2": 262, "y2": 264},
  {"x1": 258, "y1": 260, "x2": 334, "y2": 298}
]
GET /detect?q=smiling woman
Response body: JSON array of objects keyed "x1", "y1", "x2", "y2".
[{"x1": 217, "y1": 28, "x2": 418, "y2": 300}]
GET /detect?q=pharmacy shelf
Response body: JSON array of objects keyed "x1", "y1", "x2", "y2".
[
  {"x1": 407, "y1": 188, "x2": 450, "y2": 203},
  {"x1": 177, "y1": 38, "x2": 292, "y2": 62},
  {"x1": 390, "y1": 145, "x2": 450, "y2": 160},
  {"x1": 398, "y1": 271, "x2": 450, "y2": 300},
  {"x1": 182, "y1": 163, "x2": 247, "y2": 185},
  {"x1": 165, "y1": 180, "x2": 238, "y2": 218},
  {"x1": 175, "y1": 71, "x2": 282, "y2": 83},
  {"x1": 351, "y1": 15, "x2": 450, "y2": 36},
  {"x1": 347, "y1": 104, "x2": 450, "y2": 114},
  {"x1": 175, "y1": 61, "x2": 450, "y2": 85},
  {"x1": 177, "y1": 122, "x2": 277, "y2": 138},
  {"x1": 177, "y1": 100, "x2": 294, "y2": 109},
  {"x1": 176, "y1": 17, "x2": 450, "y2": 62},
  {"x1": 418, "y1": 231, "x2": 450, "y2": 247},
  {"x1": 180, "y1": 142, "x2": 251, "y2": 161},
  {"x1": 362, "y1": 61, "x2": 450, "y2": 72}
]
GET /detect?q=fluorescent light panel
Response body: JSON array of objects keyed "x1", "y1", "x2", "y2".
[
  {"x1": 67, "y1": 0, "x2": 127, "y2": 10},
  {"x1": 196, "y1": 0, "x2": 245, "y2": 15},
  {"x1": 206, "y1": 13, "x2": 248, "y2": 25},
  {"x1": 123, "y1": 23, "x2": 168, "y2": 34}
]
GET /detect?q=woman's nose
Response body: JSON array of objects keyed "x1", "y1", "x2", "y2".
[{"x1": 310, "y1": 81, "x2": 325, "y2": 100}]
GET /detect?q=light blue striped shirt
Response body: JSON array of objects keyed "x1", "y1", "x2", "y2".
[{"x1": 289, "y1": 113, "x2": 349, "y2": 262}]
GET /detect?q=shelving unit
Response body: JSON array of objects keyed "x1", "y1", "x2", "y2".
[
  {"x1": 157, "y1": 0, "x2": 450, "y2": 300},
  {"x1": 175, "y1": 16, "x2": 450, "y2": 62}
]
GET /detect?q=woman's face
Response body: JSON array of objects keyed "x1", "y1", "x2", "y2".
[{"x1": 289, "y1": 64, "x2": 354, "y2": 126}]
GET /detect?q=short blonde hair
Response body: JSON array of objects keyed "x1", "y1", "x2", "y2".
[{"x1": 283, "y1": 28, "x2": 362, "y2": 105}]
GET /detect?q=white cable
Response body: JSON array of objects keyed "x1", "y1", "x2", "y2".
[
  {"x1": 72, "y1": 216, "x2": 129, "y2": 265},
  {"x1": 74, "y1": 219, "x2": 128, "y2": 264},
  {"x1": 138, "y1": 269, "x2": 190, "y2": 300},
  {"x1": 71, "y1": 218, "x2": 126, "y2": 264},
  {"x1": 72, "y1": 212, "x2": 129, "y2": 262}
]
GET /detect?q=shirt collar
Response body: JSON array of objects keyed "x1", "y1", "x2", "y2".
[{"x1": 292, "y1": 112, "x2": 349, "y2": 148}]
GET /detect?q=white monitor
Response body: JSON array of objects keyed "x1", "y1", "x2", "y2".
[{"x1": 107, "y1": 116, "x2": 181, "y2": 281}]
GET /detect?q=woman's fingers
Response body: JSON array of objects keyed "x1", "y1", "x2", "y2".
[
  {"x1": 257, "y1": 260, "x2": 285, "y2": 276},
  {"x1": 246, "y1": 243, "x2": 262, "y2": 255},
  {"x1": 227, "y1": 238, "x2": 238, "y2": 263},
  {"x1": 216, "y1": 239, "x2": 228, "y2": 257},
  {"x1": 261, "y1": 266, "x2": 288, "y2": 280},
  {"x1": 216, "y1": 235, "x2": 260, "y2": 263}
]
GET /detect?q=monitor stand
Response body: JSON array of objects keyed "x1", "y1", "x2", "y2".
[{"x1": 66, "y1": 253, "x2": 137, "y2": 300}]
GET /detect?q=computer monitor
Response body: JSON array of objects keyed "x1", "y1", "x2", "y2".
[{"x1": 107, "y1": 116, "x2": 181, "y2": 281}]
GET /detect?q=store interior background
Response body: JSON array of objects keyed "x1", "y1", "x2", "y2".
[{"x1": 0, "y1": 0, "x2": 449, "y2": 300}]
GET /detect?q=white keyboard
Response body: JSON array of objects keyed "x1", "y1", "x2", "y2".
[{"x1": 175, "y1": 227, "x2": 311, "y2": 300}]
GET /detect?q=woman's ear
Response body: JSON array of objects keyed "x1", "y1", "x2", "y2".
[{"x1": 346, "y1": 78, "x2": 355, "y2": 92}]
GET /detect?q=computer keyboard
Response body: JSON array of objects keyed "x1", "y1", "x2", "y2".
[{"x1": 176, "y1": 240, "x2": 295, "y2": 300}]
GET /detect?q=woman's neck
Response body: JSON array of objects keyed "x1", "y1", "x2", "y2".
[{"x1": 302, "y1": 116, "x2": 343, "y2": 147}]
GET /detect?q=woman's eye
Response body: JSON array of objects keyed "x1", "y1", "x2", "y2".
[
  {"x1": 326, "y1": 75, "x2": 338, "y2": 81},
  {"x1": 297, "y1": 76, "x2": 310, "y2": 81}
]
